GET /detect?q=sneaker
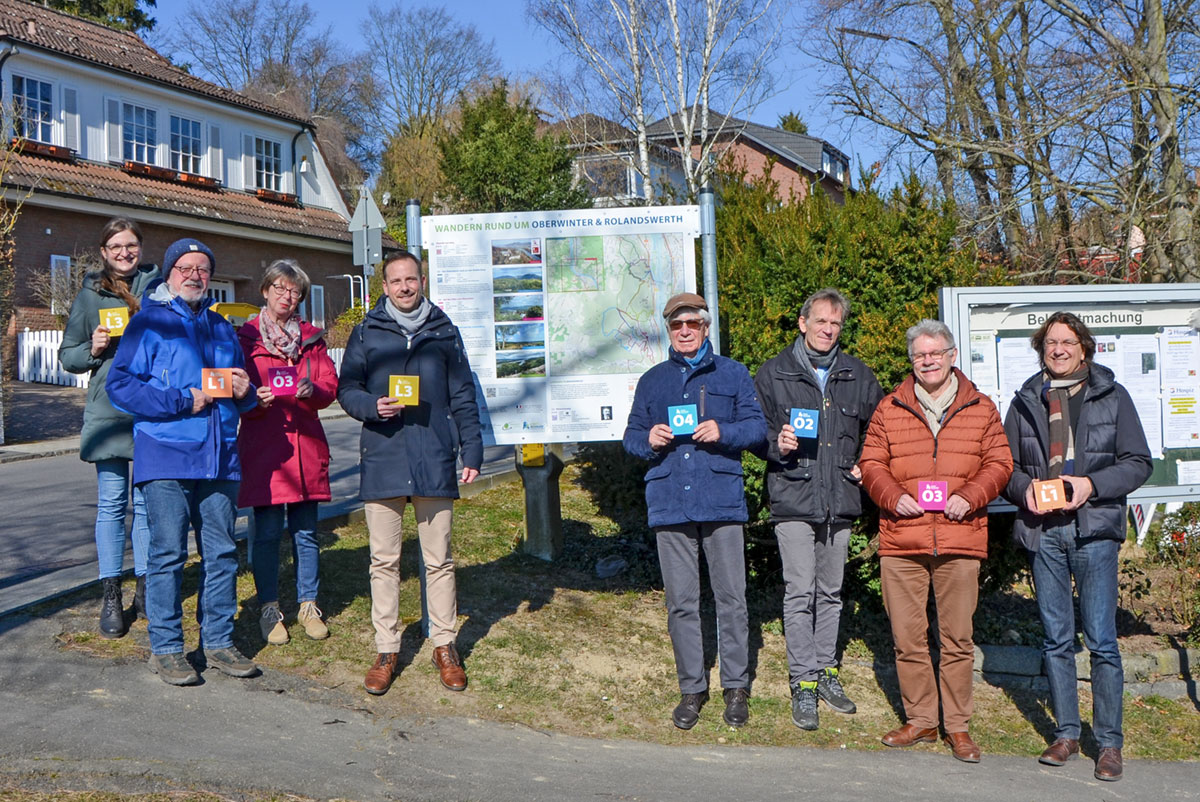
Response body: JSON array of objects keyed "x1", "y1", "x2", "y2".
[
  {"x1": 672, "y1": 691, "x2": 709, "y2": 730},
  {"x1": 722, "y1": 687, "x2": 750, "y2": 727},
  {"x1": 259, "y1": 603, "x2": 289, "y2": 645},
  {"x1": 297, "y1": 601, "x2": 329, "y2": 640},
  {"x1": 791, "y1": 683, "x2": 819, "y2": 730},
  {"x1": 205, "y1": 646, "x2": 259, "y2": 678},
  {"x1": 148, "y1": 652, "x2": 200, "y2": 686},
  {"x1": 817, "y1": 667, "x2": 857, "y2": 714},
  {"x1": 99, "y1": 577, "x2": 126, "y2": 639}
]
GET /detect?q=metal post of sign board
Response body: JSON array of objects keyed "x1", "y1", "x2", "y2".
[
  {"x1": 405, "y1": 199, "x2": 422, "y2": 261},
  {"x1": 700, "y1": 184, "x2": 720, "y2": 354},
  {"x1": 349, "y1": 185, "x2": 385, "y2": 307}
]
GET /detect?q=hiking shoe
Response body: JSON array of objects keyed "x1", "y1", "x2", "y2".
[
  {"x1": 259, "y1": 603, "x2": 289, "y2": 645},
  {"x1": 148, "y1": 652, "x2": 200, "y2": 686},
  {"x1": 672, "y1": 691, "x2": 709, "y2": 730},
  {"x1": 99, "y1": 577, "x2": 127, "y2": 639},
  {"x1": 817, "y1": 667, "x2": 857, "y2": 714},
  {"x1": 205, "y1": 646, "x2": 259, "y2": 678},
  {"x1": 298, "y1": 601, "x2": 329, "y2": 640},
  {"x1": 792, "y1": 683, "x2": 819, "y2": 730},
  {"x1": 722, "y1": 687, "x2": 750, "y2": 728}
]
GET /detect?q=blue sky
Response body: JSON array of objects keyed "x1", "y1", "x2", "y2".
[{"x1": 151, "y1": 1, "x2": 886, "y2": 180}]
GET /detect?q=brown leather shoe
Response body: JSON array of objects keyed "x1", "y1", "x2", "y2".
[
  {"x1": 1038, "y1": 738, "x2": 1080, "y2": 766},
  {"x1": 432, "y1": 644, "x2": 467, "y2": 691},
  {"x1": 363, "y1": 652, "x2": 399, "y2": 695},
  {"x1": 944, "y1": 731, "x2": 981, "y2": 763},
  {"x1": 881, "y1": 723, "x2": 939, "y2": 747},
  {"x1": 1094, "y1": 747, "x2": 1123, "y2": 782}
]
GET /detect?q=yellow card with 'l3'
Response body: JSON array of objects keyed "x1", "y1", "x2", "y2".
[
  {"x1": 100, "y1": 306, "x2": 130, "y2": 336},
  {"x1": 388, "y1": 375, "x2": 419, "y2": 405}
]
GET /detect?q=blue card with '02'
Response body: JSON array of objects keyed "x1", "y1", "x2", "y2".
[
  {"x1": 668, "y1": 404, "x2": 698, "y2": 435},
  {"x1": 790, "y1": 408, "x2": 819, "y2": 439}
]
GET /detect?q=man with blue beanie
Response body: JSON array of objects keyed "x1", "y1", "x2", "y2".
[{"x1": 108, "y1": 238, "x2": 260, "y2": 685}]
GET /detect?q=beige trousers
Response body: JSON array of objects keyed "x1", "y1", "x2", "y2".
[{"x1": 364, "y1": 496, "x2": 456, "y2": 652}]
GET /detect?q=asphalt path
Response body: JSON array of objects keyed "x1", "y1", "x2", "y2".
[
  {"x1": 0, "y1": 414, "x2": 514, "y2": 617},
  {"x1": 1, "y1": 610, "x2": 1197, "y2": 802}
]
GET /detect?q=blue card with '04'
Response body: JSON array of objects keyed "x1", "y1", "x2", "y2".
[
  {"x1": 790, "y1": 408, "x2": 819, "y2": 438},
  {"x1": 668, "y1": 404, "x2": 698, "y2": 435}
]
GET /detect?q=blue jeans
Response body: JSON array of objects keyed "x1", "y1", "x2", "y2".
[
  {"x1": 252, "y1": 501, "x2": 320, "y2": 604},
  {"x1": 95, "y1": 459, "x2": 149, "y2": 579},
  {"x1": 141, "y1": 479, "x2": 240, "y2": 656},
  {"x1": 1030, "y1": 522, "x2": 1123, "y2": 748}
]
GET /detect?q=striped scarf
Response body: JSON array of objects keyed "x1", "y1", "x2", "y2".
[{"x1": 1042, "y1": 365, "x2": 1089, "y2": 477}]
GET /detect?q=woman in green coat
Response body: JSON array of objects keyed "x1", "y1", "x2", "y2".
[{"x1": 59, "y1": 218, "x2": 159, "y2": 638}]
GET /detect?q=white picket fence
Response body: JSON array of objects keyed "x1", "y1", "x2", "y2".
[
  {"x1": 18, "y1": 329, "x2": 346, "y2": 388},
  {"x1": 17, "y1": 329, "x2": 89, "y2": 388}
]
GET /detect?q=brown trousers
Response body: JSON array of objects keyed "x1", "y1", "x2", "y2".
[{"x1": 880, "y1": 554, "x2": 980, "y2": 733}]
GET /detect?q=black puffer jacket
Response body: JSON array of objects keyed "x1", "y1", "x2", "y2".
[
  {"x1": 754, "y1": 343, "x2": 883, "y2": 523},
  {"x1": 1003, "y1": 363, "x2": 1152, "y2": 550}
]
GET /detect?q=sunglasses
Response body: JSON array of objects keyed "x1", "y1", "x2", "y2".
[{"x1": 669, "y1": 318, "x2": 706, "y2": 331}]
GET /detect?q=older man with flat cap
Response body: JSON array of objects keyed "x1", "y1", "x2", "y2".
[{"x1": 624, "y1": 292, "x2": 766, "y2": 730}]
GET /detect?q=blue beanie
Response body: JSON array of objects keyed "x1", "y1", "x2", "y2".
[{"x1": 163, "y1": 238, "x2": 216, "y2": 275}]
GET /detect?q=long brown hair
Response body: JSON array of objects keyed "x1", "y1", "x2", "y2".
[{"x1": 98, "y1": 218, "x2": 144, "y2": 313}]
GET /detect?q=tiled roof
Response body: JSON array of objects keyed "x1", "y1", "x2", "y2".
[
  {"x1": 543, "y1": 114, "x2": 637, "y2": 146},
  {"x1": 5, "y1": 151, "x2": 351, "y2": 242},
  {"x1": 0, "y1": 0, "x2": 308, "y2": 125}
]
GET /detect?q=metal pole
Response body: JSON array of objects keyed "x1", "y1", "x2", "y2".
[
  {"x1": 699, "y1": 183, "x2": 720, "y2": 354},
  {"x1": 405, "y1": 198, "x2": 422, "y2": 258}
]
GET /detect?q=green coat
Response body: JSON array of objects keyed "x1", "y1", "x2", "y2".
[{"x1": 59, "y1": 264, "x2": 160, "y2": 463}]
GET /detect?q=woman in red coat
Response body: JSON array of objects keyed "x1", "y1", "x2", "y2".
[{"x1": 238, "y1": 259, "x2": 338, "y2": 645}]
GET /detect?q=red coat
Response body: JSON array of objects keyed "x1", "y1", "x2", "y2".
[
  {"x1": 859, "y1": 369, "x2": 1012, "y2": 559},
  {"x1": 237, "y1": 317, "x2": 338, "y2": 508}
]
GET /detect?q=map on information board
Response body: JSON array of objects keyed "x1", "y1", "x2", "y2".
[{"x1": 423, "y1": 207, "x2": 699, "y2": 445}]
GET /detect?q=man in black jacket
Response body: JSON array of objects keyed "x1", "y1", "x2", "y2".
[
  {"x1": 754, "y1": 288, "x2": 883, "y2": 731},
  {"x1": 337, "y1": 251, "x2": 483, "y2": 697}
]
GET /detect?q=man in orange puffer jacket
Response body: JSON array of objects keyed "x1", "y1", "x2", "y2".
[{"x1": 859, "y1": 319, "x2": 1012, "y2": 764}]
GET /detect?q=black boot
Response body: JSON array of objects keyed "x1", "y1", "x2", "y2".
[
  {"x1": 134, "y1": 575, "x2": 146, "y2": 620},
  {"x1": 99, "y1": 577, "x2": 127, "y2": 639}
]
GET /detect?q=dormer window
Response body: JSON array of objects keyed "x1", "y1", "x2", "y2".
[
  {"x1": 170, "y1": 115, "x2": 202, "y2": 173},
  {"x1": 12, "y1": 75, "x2": 53, "y2": 143},
  {"x1": 122, "y1": 102, "x2": 157, "y2": 164},
  {"x1": 254, "y1": 137, "x2": 282, "y2": 191}
]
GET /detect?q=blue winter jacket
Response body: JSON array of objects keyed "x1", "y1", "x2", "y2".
[
  {"x1": 106, "y1": 281, "x2": 257, "y2": 485},
  {"x1": 623, "y1": 342, "x2": 767, "y2": 527}
]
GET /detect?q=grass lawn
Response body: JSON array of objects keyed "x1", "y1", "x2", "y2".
[{"x1": 50, "y1": 465, "x2": 1200, "y2": 760}]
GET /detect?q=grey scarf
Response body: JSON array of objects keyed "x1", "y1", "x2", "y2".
[
  {"x1": 914, "y1": 372, "x2": 958, "y2": 437},
  {"x1": 385, "y1": 296, "x2": 433, "y2": 336}
]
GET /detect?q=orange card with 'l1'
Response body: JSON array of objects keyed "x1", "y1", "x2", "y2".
[
  {"x1": 201, "y1": 368, "x2": 235, "y2": 398},
  {"x1": 1033, "y1": 479, "x2": 1067, "y2": 512}
]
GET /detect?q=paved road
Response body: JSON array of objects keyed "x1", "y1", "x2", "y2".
[
  {"x1": 0, "y1": 414, "x2": 515, "y2": 616},
  {"x1": 2, "y1": 611, "x2": 1197, "y2": 802}
]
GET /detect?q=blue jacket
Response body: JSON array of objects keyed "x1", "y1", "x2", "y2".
[
  {"x1": 1003, "y1": 363, "x2": 1152, "y2": 549},
  {"x1": 106, "y1": 281, "x2": 257, "y2": 484},
  {"x1": 337, "y1": 299, "x2": 483, "y2": 501},
  {"x1": 623, "y1": 342, "x2": 767, "y2": 527}
]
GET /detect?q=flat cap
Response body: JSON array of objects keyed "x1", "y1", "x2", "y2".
[{"x1": 662, "y1": 292, "x2": 708, "y2": 319}]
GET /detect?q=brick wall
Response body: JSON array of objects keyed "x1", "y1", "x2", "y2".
[{"x1": 683, "y1": 140, "x2": 847, "y2": 205}]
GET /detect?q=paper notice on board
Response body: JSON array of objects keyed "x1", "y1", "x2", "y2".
[
  {"x1": 968, "y1": 332, "x2": 998, "y2": 396},
  {"x1": 1092, "y1": 334, "x2": 1122, "y2": 381},
  {"x1": 1177, "y1": 460, "x2": 1200, "y2": 485},
  {"x1": 996, "y1": 337, "x2": 1040, "y2": 400},
  {"x1": 1130, "y1": 393, "x2": 1164, "y2": 458},
  {"x1": 1116, "y1": 333, "x2": 1161, "y2": 396},
  {"x1": 1162, "y1": 386, "x2": 1200, "y2": 448},
  {"x1": 1162, "y1": 327, "x2": 1200, "y2": 384}
]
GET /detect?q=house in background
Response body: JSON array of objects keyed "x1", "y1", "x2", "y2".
[{"x1": 0, "y1": 0, "x2": 359, "y2": 348}]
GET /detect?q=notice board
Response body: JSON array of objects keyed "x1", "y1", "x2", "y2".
[{"x1": 940, "y1": 284, "x2": 1200, "y2": 503}]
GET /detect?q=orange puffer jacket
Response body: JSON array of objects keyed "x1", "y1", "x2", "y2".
[{"x1": 860, "y1": 369, "x2": 1012, "y2": 559}]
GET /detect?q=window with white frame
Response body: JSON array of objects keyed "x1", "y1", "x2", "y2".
[
  {"x1": 206, "y1": 279, "x2": 234, "y2": 304},
  {"x1": 170, "y1": 115, "x2": 202, "y2": 173},
  {"x1": 122, "y1": 102, "x2": 157, "y2": 164},
  {"x1": 12, "y1": 75, "x2": 53, "y2": 143},
  {"x1": 300, "y1": 284, "x2": 325, "y2": 327},
  {"x1": 50, "y1": 255, "x2": 72, "y2": 314},
  {"x1": 255, "y1": 137, "x2": 282, "y2": 191}
]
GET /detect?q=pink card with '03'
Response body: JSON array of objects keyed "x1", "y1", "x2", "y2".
[{"x1": 917, "y1": 481, "x2": 948, "y2": 511}]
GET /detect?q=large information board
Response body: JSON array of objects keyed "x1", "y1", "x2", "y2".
[
  {"x1": 941, "y1": 284, "x2": 1200, "y2": 503},
  {"x1": 423, "y1": 206, "x2": 700, "y2": 445}
]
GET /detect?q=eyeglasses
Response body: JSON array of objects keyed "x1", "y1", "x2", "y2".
[
  {"x1": 270, "y1": 283, "x2": 301, "y2": 298},
  {"x1": 669, "y1": 318, "x2": 706, "y2": 331},
  {"x1": 174, "y1": 265, "x2": 211, "y2": 278},
  {"x1": 103, "y1": 243, "x2": 140, "y2": 253},
  {"x1": 909, "y1": 346, "x2": 955, "y2": 362},
  {"x1": 1044, "y1": 339, "x2": 1081, "y2": 348}
]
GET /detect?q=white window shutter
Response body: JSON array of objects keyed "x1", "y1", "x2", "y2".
[
  {"x1": 106, "y1": 99, "x2": 120, "y2": 161},
  {"x1": 243, "y1": 134, "x2": 255, "y2": 189},
  {"x1": 62, "y1": 88, "x2": 78, "y2": 152},
  {"x1": 208, "y1": 124, "x2": 222, "y2": 182}
]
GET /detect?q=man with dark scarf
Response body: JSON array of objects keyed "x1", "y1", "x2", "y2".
[
  {"x1": 1004, "y1": 311, "x2": 1151, "y2": 782},
  {"x1": 753, "y1": 288, "x2": 883, "y2": 731}
]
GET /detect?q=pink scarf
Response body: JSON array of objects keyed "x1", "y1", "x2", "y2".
[{"x1": 258, "y1": 307, "x2": 301, "y2": 362}]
